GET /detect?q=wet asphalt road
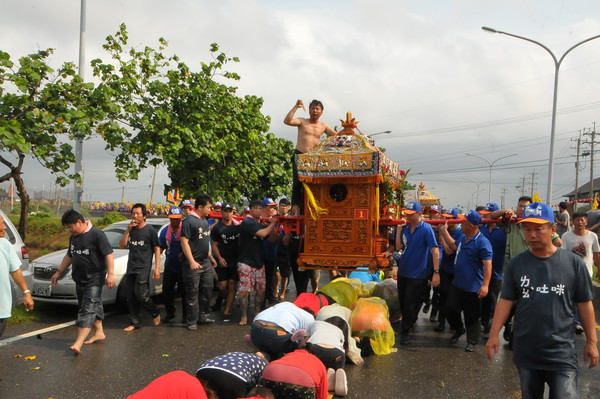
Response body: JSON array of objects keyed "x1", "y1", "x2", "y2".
[{"x1": 1, "y1": 290, "x2": 600, "y2": 399}]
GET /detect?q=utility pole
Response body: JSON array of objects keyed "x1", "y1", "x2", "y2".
[
  {"x1": 73, "y1": 0, "x2": 87, "y2": 212},
  {"x1": 583, "y1": 123, "x2": 598, "y2": 200},
  {"x1": 591, "y1": 122, "x2": 596, "y2": 200},
  {"x1": 572, "y1": 131, "x2": 583, "y2": 210},
  {"x1": 529, "y1": 169, "x2": 536, "y2": 197},
  {"x1": 500, "y1": 187, "x2": 508, "y2": 209},
  {"x1": 149, "y1": 165, "x2": 157, "y2": 207}
]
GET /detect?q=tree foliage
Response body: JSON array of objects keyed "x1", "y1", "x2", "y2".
[
  {"x1": 0, "y1": 49, "x2": 102, "y2": 238},
  {"x1": 91, "y1": 24, "x2": 293, "y2": 202}
]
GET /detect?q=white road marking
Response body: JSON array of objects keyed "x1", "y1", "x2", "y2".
[{"x1": 0, "y1": 310, "x2": 118, "y2": 346}]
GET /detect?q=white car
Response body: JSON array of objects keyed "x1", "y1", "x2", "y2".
[
  {"x1": 0, "y1": 209, "x2": 31, "y2": 309},
  {"x1": 30, "y1": 219, "x2": 168, "y2": 309}
]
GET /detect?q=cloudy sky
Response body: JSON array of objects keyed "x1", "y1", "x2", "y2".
[{"x1": 2, "y1": 0, "x2": 600, "y2": 209}]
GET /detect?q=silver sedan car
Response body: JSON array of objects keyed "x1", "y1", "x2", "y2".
[{"x1": 30, "y1": 218, "x2": 168, "y2": 309}]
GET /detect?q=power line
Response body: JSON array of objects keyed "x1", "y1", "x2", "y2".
[{"x1": 377, "y1": 101, "x2": 600, "y2": 140}]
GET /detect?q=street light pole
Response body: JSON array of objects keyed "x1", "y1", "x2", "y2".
[
  {"x1": 482, "y1": 26, "x2": 600, "y2": 205},
  {"x1": 73, "y1": 0, "x2": 86, "y2": 212},
  {"x1": 466, "y1": 153, "x2": 517, "y2": 203},
  {"x1": 366, "y1": 130, "x2": 392, "y2": 138},
  {"x1": 463, "y1": 179, "x2": 486, "y2": 206}
]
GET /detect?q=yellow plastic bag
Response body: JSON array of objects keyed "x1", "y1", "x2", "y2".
[
  {"x1": 359, "y1": 281, "x2": 377, "y2": 297},
  {"x1": 350, "y1": 297, "x2": 397, "y2": 355},
  {"x1": 318, "y1": 278, "x2": 358, "y2": 308}
]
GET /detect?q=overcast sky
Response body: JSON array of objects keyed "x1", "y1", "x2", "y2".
[{"x1": 2, "y1": 0, "x2": 600, "y2": 209}]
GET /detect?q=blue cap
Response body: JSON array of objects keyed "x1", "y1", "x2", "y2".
[
  {"x1": 518, "y1": 202, "x2": 555, "y2": 224},
  {"x1": 404, "y1": 201, "x2": 422, "y2": 215},
  {"x1": 179, "y1": 199, "x2": 194, "y2": 209},
  {"x1": 460, "y1": 210, "x2": 482, "y2": 225},
  {"x1": 262, "y1": 198, "x2": 277, "y2": 206},
  {"x1": 480, "y1": 202, "x2": 500, "y2": 215},
  {"x1": 168, "y1": 206, "x2": 183, "y2": 218},
  {"x1": 442, "y1": 208, "x2": 460, "y2": 219},
  {"x1": 429, "y1": 205, "x2": 441, "y2": 213}
]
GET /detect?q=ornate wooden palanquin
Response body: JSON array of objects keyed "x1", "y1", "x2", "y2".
[{"x1": 295, "y1": 113, "x2": 403, "y2": 271}]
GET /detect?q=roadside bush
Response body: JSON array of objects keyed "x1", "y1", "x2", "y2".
[
  {"x1": 27, "y1": 215, "x2": 63, "y2": 235},
  {"x1": 96, "y1": 212, "x2": 127, "y2": 229},
  {"x1": 29, "y1": 211, "x2": 52, "y2": 219},
  {"x1": 36, "y1": 204, "x2": 54, "y2": 215}
]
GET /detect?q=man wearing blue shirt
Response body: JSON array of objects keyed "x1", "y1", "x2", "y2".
[
  {"x1": 479, "y1": 202, "x2": 506, "y2": 336},
  {"x1": 439, "y1": 210, "x2": 492, "y2": 352},
  {"x1": 394, "y1": 202, "x2": 440, "y2": 345},
  {"x1": 436, "y1": 208, "x2": 464, "y2": 332}
]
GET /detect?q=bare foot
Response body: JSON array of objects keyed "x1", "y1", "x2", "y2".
[
  {"x1": 123, "y1": 325, "x2": 137, "y2": 332},
  {"x1": 84, "y1": 334, "x2": 106, "y2": 345},
  {"x1": 238, "y1": 318, "x2": 247, "y2": 326},
  {"x1": 153, "y1": 315, "x2": 161, "y2": 326},
  {"x1": 70, "y1": 343, "x2": 82, "y2": 355}
]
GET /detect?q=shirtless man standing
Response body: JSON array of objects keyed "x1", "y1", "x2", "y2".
[{"x1": 284, "y1": 99, "x2": 336, "y2": 216}]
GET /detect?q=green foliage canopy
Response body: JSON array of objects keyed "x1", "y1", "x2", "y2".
[
  {"x1": 0, "y1": 48, "x2": 104, "y2": 237},
  {"x1": 91, "y1": 24, "x2": 293, "y2": 202}
]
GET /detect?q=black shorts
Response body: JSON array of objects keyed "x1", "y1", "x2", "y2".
[
  {"x1": 276, "y1": 254, "x2": 291, "y2": 278},
  {"x1": 216, "y1": 258, "x2": 239, "y2": 282}
]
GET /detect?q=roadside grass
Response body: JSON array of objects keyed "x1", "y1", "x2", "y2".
[{"x1": 7, "y1": 304, "x2": 39, "y2": 326}]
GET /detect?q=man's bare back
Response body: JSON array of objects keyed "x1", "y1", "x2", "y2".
[{"x1": 284, "y1": 99, "x2": 336, "y2": 153}]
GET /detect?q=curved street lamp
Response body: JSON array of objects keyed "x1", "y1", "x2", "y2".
[
  {"x1": 466, "y1": 153, "x2": 517, "y2": 202},
  {"x1": 482, "y1": 26, "x2": 600, "y2": 204},
  {"x1": 366, "y1": 130, "x2": 392, "y2": 138}
]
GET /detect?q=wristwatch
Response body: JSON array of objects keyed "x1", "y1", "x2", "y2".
[{"x1": 433, "y1": 269, "x2": 440, "y2": 274}]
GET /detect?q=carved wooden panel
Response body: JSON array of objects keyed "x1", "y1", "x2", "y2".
[
  {"x1": 307, "y1": 245, "x2": 325, "y2": 253},
  {"x1": 322, "y1": 220, "x2": 352, "y2": 242},
  {"x1": 306, "y1": 224, "x2": 318, "y2": 242},
  {"x1": 354, "y1": 184, "x2": 369, "y2": 206},
  {"x1": 357, "y1": 220, "x2": 368, "y2": 243},
  {"x1": 351, "y1": 246, "x2": 368, "y2": 254},
  {"x1": 327, "y1": 245, "x2": 346, "y2": 253}
]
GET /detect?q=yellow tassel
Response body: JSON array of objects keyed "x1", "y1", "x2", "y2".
[
  {"x1": 302, "y1": 182, "x2": 328, "y2": 220},
  {"x1": 375, "y1": 184, "x2": 380, "y2": 228}
]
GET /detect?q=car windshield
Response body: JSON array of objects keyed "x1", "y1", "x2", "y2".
[
  {"x1": 103, "y1": 226, "x2": 127, "y2": 249},
  {"x1": 2, "y1": 221, "x2": 16, "y2": 244}
]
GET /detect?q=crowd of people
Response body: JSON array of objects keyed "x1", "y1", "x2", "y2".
[
  {"x1": 3, "y1": 98, "x2": 597, "y2": 398},
  {"x1": 122, "y1": 194, "x2": 597, "y2": 399}
]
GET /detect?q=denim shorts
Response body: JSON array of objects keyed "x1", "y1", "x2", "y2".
[{"x1": 75, "y1": 284, "x2": 104, "y2": 328}]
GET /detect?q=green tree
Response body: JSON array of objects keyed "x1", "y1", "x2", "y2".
[
  {"x1": 0, "y1": 49, "x2": 102, "y2": 238},
  {"x1": 91, "y1": 24, "x2": 293, "y2": 202}
]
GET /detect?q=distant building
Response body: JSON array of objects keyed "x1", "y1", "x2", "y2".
[{"x1": 563, "y1": 177, "x2": 600, "y2": 202}]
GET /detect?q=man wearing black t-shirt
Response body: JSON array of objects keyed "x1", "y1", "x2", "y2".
[
  {"x1": 180, "y1": 194, "x2": 217, "y2": 330},
  {"x1": 52, "y1": 210, "x2": 115, "y2": 354},
  {"x1": 237, "y1": 200, "x2": 278, "y2": 326},
  {"x1": 119, "y1": 203, "x2": 161, "y2": 331},
  {"x1": 210, "y1": 203, "x2": 240, "y2": 322},
  {"x1": 486, "y1": 203, "x2": 598, "y2": 398}
]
